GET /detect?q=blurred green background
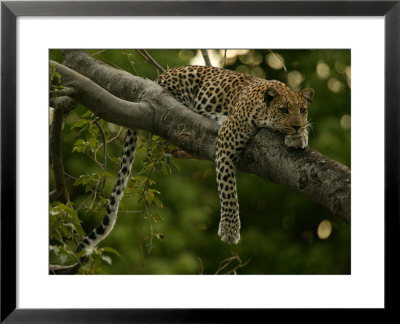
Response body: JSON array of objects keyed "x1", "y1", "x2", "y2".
[{"x1": 50, "y1": 49, "x2": 351, "y2": 274}]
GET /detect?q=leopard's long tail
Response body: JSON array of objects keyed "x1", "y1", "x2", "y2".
[{"x1": 77, "y1": 129, "x2": 139, "y2": 252}]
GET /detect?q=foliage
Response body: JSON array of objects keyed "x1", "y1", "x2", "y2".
[{"x1": 49, "y1": 49, "x2": 351, "y2": 274}]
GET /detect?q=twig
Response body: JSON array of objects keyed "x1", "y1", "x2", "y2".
[
  {"x1": 225, "y1": 258, "x2": 251, "y2": 275},
  {"x1": 90, "y1": 49, "x2": 107, "y2": 57},
  {"x1": 223, "y1": 50, "x2": 227, "y2": 68},
  {"x1": 118, "y1": 210, "x2": 143, "y2": 213},
  {"x1": 95, "y1": 52, "x2": 125, "y2": 71},
  {"x1": 201, "y1": 49, "x2": 212, "y2": 67},
  {"x1": 76, "y1": 193, "x2": 93, "y2": 212},
  {"x1": 136, "y1": 49, "x2": 165, "y2": 73},
  {"x1": 94, "y1": 126, "x2": 124, "y2": 166},
  {"x1": 63, "y1": 171, "x2": 101, "y2": 212},
  {"x1": 107, "y1": 126, "x2": 123, "y2": 144},
  {"x1": 197, "y1": 256, "x2": 204, "y2": 275},
  {"x1": 135, "y1": 149, "x2": 157, "y2": 273},
  {"x1": 123, "y1": 50, "x2": 139, "y2": 75},
  {"x1": 49, "y1": 263, "x2": 80, "y2": 275},
  {"x1": 93, "y1": 118, "x2": 107, "y2": 195},
  {"x1": 215, "y1": 252, "x2": 250, "y2": 275}
]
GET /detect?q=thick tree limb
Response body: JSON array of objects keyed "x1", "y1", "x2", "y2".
[{"x1": 53, "y1": 50, "x2": 351, "y2": 224}]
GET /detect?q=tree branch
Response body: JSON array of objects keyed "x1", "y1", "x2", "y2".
[
  {"x1": 49, "y1": 100, "x2": 73, "y2": 204},
  {"x1": 136, "y1": 49, "x2": 165, "y2": 73},
  {"x1": 201, "y1": 49, "x2": 212, "y2": 67},
  {"x1": 55, "y1": 50, "x2": 350, "y2": 224}
]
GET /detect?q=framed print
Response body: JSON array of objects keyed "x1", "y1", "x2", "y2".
[{"x1": 1, "y1": 0, "x2": 399, "y2": 322}]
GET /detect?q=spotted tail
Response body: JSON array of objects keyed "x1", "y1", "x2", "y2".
[{"x1": 77, "y1": 129, "x2": 139, "y2": 252}]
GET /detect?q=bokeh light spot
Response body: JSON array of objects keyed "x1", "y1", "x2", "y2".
[
  {"x1": 316, "y1": 61, "x2": 330, "y2": 80},
  {"x1": 224, "y1": 49, "x2": 250, "y2": 58},
  {"x1": 334, "y1": 60, "x2": 346, "y2": 74},
  {"x1": 178, "y1": 49, "x2": 195, "y2": 61},
  {"x1": 317, "y1": 220, "x2": 332, "y2": 240},
  {"x1": 239, "y1": 51, "x2": 263, "y2": 66},
  {"x1": 287, "y1": 70, "x2": 303, "y2": 91},
  {"x1": 266, "y1": 53, "x2": 285, "y2": 70},
  {"x1": 190, "y1": 50, "x2": 223, "y2": 67},
  {"x1": 345, "y1": 66, "x2": 351, "y2": 88},
  {"x1": 235, "y1": 65, "x2": 250, "y2": 75},
  {"x1": 327, "y1": 77, "x2": 343, "y2": 93},
  {"x1": 250, "y1": 66, "x2": 266, "y2": 79},
  {"x1": 340, "y1": 114, "x2": 351, "y2": 129}
]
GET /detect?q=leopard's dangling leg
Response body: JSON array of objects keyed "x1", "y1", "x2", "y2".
[
  {"x1": 77, "y1": 129, "x2": 139, "y2": 252},
  {"x1": 215, "y1": 117, "x2": 255, "y2": 244}
]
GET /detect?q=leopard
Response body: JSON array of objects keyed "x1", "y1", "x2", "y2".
[{"x1": 77, "y1": 65, "x2": 314, "y2": 251}]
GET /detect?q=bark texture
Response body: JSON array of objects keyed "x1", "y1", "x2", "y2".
[
  {"x1": 49, "y1": 105, "x2": 69, "y2": 203},
  {"x1": 51, "y1": 50, "x2": 351, "y2": 224}
]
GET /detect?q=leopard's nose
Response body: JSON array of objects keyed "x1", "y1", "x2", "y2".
[{"x1": 292, "y1": 126, "x2": 301, "y2": 132}]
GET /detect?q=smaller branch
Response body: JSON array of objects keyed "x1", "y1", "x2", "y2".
[
  {"x1": 117, "y1": 210, "x2": 143, "y2": 213},
  {"x1": 50, "y1": 105, "x2": 69, "y2": 204},
  {"x1": 123, "y1": 50, "x2": 139, "y2": 75},
  {"x1": 49, "y1": 263, "x2": 80, "y2": 275},
  {"x1": 136, "y1": 49, "x2": 165, "y2": 73},
  {"x1": 107, "y1": 126, "x2": 123, "y2": 144},
  {"x1": 49, "y1": 189, "x2": 58, "y2": 201},
  {"x1": 92, "y1": 51, "x2": 125, "y2": 71},
  {"x1": 223, "y1": 50, "x2": 227, "y2": 68},
  {"x1": 76, "y1": 193, "x2": 92, "y2": 212},
  {"x1": 93, "y1": 118, "x2": 107, "y2": 195},
  {"x1": 90, "y1": 49, "x2": 106, "y2": 57},
  {"x1": 201, "y1": 49, "x2": 212, "y2": 67},
  {"x1": 94, "y1": 126, "x2": 123, "y2": 167},
  {"x1": 225, "y1": 258, "x2": 251, "y2": 275},
  {"x1": 215, "y1": 252, "x2": 250, "y2": 275},
  {"x1": 197, "y1": 256, "x2": 204, "y2": 275}
]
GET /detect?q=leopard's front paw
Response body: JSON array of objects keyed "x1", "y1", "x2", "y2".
[{"x1": 218, "y1": 219, "x2": 241, "y2": 244}]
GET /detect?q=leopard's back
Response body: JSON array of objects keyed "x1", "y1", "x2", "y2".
[{"x1": 156, "y1": 65, "x2": 253, "y2": 122}]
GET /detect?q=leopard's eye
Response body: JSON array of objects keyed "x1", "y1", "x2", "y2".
[
  {"x1": 279, "y1": 107, "x2": 289, "y2": 114},
  {"x1": 300, "y1": 108, "x2": 307, "y2": 114}
]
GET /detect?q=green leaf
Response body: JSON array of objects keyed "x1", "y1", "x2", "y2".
[
  {"x1": 82, "y1": 110, "x2": 93, "y2": 118},
  {"x1": 101, "y1": 255, "x2": 112, "y2": 265},
  {"x1": 72, "y1": 139, "x2": 88, "y2": 153},
  {"x1": 153, "y1": 196, "x2": 164, "y2": 208},
  {"x1": 88, "y1": 135, "x2": 97, "y2": 148},
  {"x1": 73, "y1": 139, "x2": 85, "y2": 146},
  {"x1": 170, "y1": 158, "x2": 181, "y2": 172},
  {"x1": 102, "y1": 247, "x2": 123, "y2": 257},
  {"x1": 71, "y1": 119, "x2": 88, "y2": 129},
  {"x1": 160, "y1": 163, "x2": 171, "y2": 175}
]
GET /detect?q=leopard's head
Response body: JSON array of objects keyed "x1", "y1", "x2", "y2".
[{"x1": 260, "y1": 82, "x2": 314, "y2": 149}]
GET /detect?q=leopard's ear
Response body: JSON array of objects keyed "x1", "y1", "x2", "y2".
[
  {"x1": 264, "y1": 87, "x2": 277, "y2": 106},
  {"x1": 301, "y1": 88, "x2": 315, "y2": 103}
]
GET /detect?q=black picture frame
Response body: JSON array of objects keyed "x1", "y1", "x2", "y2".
[{"x1": 1, "y1": 0, "x2": 399, "y2": 322}]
